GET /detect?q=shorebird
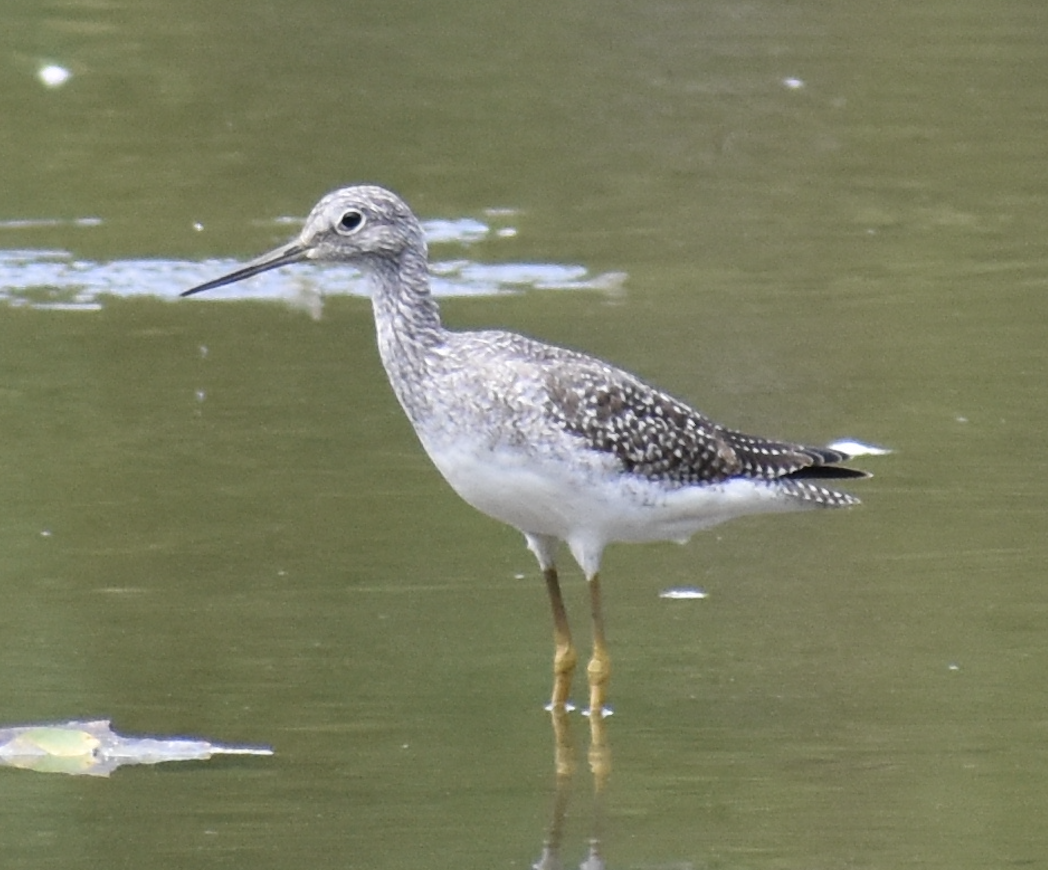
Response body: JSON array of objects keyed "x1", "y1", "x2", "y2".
[{"x1": 182, "y1": 184, "x2": 873, "y2": 715}]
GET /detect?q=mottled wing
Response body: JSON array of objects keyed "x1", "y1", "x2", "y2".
[
  {"x1": 544, "y1": 357, "x2": 864, "y2": 491},
  {"x1": 543, "y1": 360, "x2": 740, "y2": 484}
]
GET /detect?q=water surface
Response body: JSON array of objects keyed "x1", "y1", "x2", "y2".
[{"x1": 2, "y1": 1, "x2": 1047, "y2": 868}]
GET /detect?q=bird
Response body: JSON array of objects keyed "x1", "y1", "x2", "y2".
[{"x1": 181, "y1": 184, "x2": 873, "y2": 716}]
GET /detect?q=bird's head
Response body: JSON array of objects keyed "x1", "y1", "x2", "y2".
[{"x1": 181, "y1": 184, "x2": 423, "y2": 297}]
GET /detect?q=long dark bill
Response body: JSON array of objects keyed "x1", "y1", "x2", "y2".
[{"x1": 181, "y1": 242, "x2": 308, "y2": 297}]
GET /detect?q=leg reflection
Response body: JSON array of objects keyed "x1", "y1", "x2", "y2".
[{"x1": 534, "y1": 707, "x2": 611, "y2": 870}]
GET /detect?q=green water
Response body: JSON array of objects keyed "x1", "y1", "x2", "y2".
[{"x1": 3, "y1": 1, "x2": 1048, "y2": 867}]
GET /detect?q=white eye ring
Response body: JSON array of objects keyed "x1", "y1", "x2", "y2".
[{"x1": 336, "y1": 209, "x2": 365, "y2": 234}]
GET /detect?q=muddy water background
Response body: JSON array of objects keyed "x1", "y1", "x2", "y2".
[{"x1": 2, "y1": 1, "x2": 1048, "y2": 867}]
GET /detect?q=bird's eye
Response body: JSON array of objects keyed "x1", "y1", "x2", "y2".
[{"x1": 337, "y1": 210, "x2": 365, "y2": 234}]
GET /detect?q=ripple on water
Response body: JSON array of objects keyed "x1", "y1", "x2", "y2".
[{"x1": 0, "y1": 216, "x2": 625, "y2": 311}]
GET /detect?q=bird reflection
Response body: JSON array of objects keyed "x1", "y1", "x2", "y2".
[{"x1": 534, "y1": 709, "x2": 610, "y2": 870}]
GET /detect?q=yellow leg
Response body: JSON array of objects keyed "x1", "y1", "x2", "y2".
[
  {"x1": 545, "y1": 566, "x2": 577, "y2": 709},
  {"x1": 586, "y1": 572, "x2": 611, "y2": 716}
]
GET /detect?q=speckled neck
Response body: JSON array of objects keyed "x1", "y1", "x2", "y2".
[{"x1": 367, "y1": 243, "x2": 446, "y2": 425}]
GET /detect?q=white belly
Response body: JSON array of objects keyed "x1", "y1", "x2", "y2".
[{"x1": 422, "y1": 438, "x2": 811, "y2": 567}]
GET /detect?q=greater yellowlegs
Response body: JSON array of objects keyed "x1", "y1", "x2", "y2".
[{"x1": 182, "y1": 184, "x2": 872, "y2": 715}]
